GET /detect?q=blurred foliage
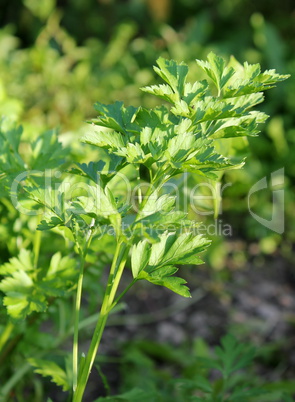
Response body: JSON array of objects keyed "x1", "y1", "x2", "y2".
[
  {"x1": 0, "y1": 0, "x2": 294, "y2": 399},
  {"x1": 96, "y1": 335, "x2": 295, "y2": 401}
]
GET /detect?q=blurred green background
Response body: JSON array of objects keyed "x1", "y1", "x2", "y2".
[{"x1": 0, "y1": 0, "x2": 295, "y2": 400}]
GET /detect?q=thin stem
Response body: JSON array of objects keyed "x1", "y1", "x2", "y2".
[
  {"x1": 213, "y1": 181, "x2": 221, "y2": 219},
  {"x1": 107, "y1": 246, "x2": 128, "y2": 304},
  {"x1": 85, "y1": 218, "x2": 95, "y2": 248},
  {"x1": 148, "y1": 167, "x2": 153, "y2": 184},
  {"x1": 33, "y1": 216, "x2": 42, "y2": 268},
  {"x1": 0, "y1": 321, "x2": 14, "y2": 352},
  {"x1": 107, "y1": 240, "x2": 123, "y2": 289},
  {"x1": 136, "y1": 165, "x2": 142, "y2": 205},
  {"x1": 72, "y1": 250, "x2": 85, "y2": 392},
  {"x1": 72, "y1": 219, "x2": 95, "y2": 392},
  {"x1": 217, "y1": 86, "x2": 221, "y2": 97},
  {"x1": 73, "y1": 242, "x2": 128, "y2": 402},
  {"x1": 110, "y1": 278, "x2": 137, "y2": 310}
]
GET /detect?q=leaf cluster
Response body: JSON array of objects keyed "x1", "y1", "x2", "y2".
[
  {"x1": 0, "y1": 249, "x2": 77, "y2": 320},
  {"x1": 83, "y1": 53, "x2": 288, "y2": 181}
]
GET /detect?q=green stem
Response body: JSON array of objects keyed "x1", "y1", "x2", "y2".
[
  {"x1": 72, "y1": 250, "x2": 85, "y2": 392},
  {"x1": 136, "y1": 165, "x2": 142, "y2": 204},
  {"x1": 33, "y1": 215, "x2": 42, "y2": 268},
  {"x1": 213, "y1": 181, "x2": 221, "y2": 219},
  {"x1": 108, "y1": 245, "x2": 129, "y2": 303},
  {"x1": 0, "y1": 321, "x2": 14, "y2": 352},
  {"x1": 73, "y1": 219, "x2": 95, "y2": 392},
  {"x1": 73, "y1": 242, "x2": 128, "y2": 402},
  {"x1": 110, "y1": 278, "x2": 136, "y2": 310}
]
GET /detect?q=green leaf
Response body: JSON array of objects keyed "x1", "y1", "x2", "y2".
[
  {"x1": 148, "y1": 232, "x2": 210, "y2": 269},
  {"x1": 131, "y1": 240, "x2": 151, "y2": 278},
  {"x1": 137, "y1": 191, "x2": 176, "y2": 219},
  {"x1": 92, "y1": 101, "x2": 139, "y2": 135},
  {"x1": 0, "y1": 251, "x2": 77, "y2": 319},
  {"x1": 135, "y1": 232, "x2": 210, "y2": 297},
  {"x1": 38, "y1": 215, "x2": 65, "y2": 231},
  {"x1": 196, "y1": 52, "x2": 235, "y2": 93},
  {"x1": 183, "y1": 142, "x2": 244, "y2": 174},
  {"x1": 24, "y1": 183, "x2": 69, "y2": 220},
  {"x1": 183, "y1": 80, "x2": 209, "y2": 104},
  {"x1": 153, "y1": 57, "x2": 189, "y2": 96},
  {"x1": 135, "y1": 106, "x2": 170, "y2": 130},
  {"x1": 95, "y1": 387, "x2": 154, "y2": 401},
  {"x1": 186, "y1": 94, "x2": 264, "y2": 126},
  {"x1": 116, "y1": 142, "x2": 148, "y2": 163},
  {"x1": 0, "y1": 269, "x2": 47, "y2": 320},
  {"x1": 0, "y1": 249, "x2": 34, "y2": 275},
  {"x1": 258, "y1": 68, "x2": 290, "y2": 85},
  {"x1": 25, "y1": 183, "x2": 73, "y2": 230},
  {"x1": 30, "y1": 130, "x2": 67, "y2": 170},
  {"x1": 170, "y1": 99, "x2": 193, "y2": 118},
  {"x1": 166, "y1": 132, "x2": 199, "y2": 163},
  {"x1": 39, "y1": 253, "x2": 77, "y2": 297},
  {"x1": 138, "y1": 266, "x2": 191, "y2": 297},
  {"x1": 214, "y1": 334, "x2": 256, "y2": 378},
  {"x1": 223, "y1": 58, "x2": 290, "y2": 97},
  {"x1": 139, "y1": 210, "x2": 189, "y2": 231},
  {"x1": 0, "y1": 250, "x2": 48, "y2": 320},
  {"x1": 208, "y1": 111, "x2": 268, "y2": 139},
  {"x1": 140, "y1": 83, "x2": 178, "y2": 104},
  {"x1": 82, "y1": 129, "x2": 126, "y2": 150},
  {"x1": 70, "y1": 183, "x2": 117, "y2": 218},
  {"x1": 28, "y1": 358, "x2": 70, "y2": 391},
  {"x1": 135, "y1": 191, "x2": 189, "y2": 230},
  {"x1": 0, "y1": 124, "x2": 25, "y2": 190},
  {"x1": 70, "y1": 156, "x2": 124, "y2": 184},
  {"x1": 140, "y1": 126, "x2": 169, "y2": 160},
  {"x1": 222, "y1": 92, "x2": 265, "y2": 111},
  {"x1": 1, "y1": 123, "x2": 23, "y2": 154}
]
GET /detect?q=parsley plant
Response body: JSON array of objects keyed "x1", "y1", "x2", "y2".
[{"x1": 0, "y1": 53, "x2": 289, "y2": 400}]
